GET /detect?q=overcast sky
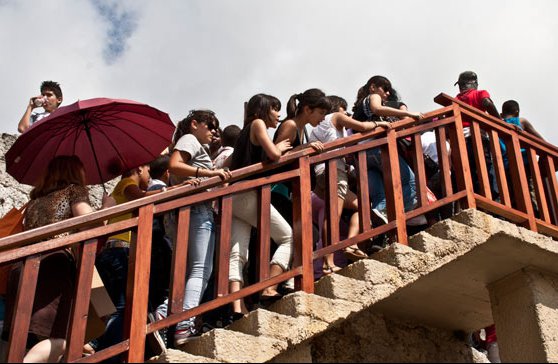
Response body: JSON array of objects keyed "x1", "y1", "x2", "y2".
[{"x1": 1, "y1": 0, "x2": 557, "y2": 146}]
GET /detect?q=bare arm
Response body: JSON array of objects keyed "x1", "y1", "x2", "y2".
[
  {"x1": 251, "y1": 119, "x2": 291, "y2": 161},
  {"x1": 169, "y1": 149, "x2": 231, "y2": 181},
  {"x1": 17, "y1": 96, "x2": 41, "y2": 133},
  {"x1": 369, "y1": 94, "x2": 424, "y2": 120},
  {"x1": 481, "y1": 97, "x2": 501, "y2": 120},
  {"x1": 520, "y1": 118, "x2": 545, "y2": 140},
  {"x1": 332, "y1": 112, "x2": 390, "y2": 132}
]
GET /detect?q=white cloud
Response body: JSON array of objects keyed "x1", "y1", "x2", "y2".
[{"x1": 1, "y1": 0, "x2": 557, "y2": 148}]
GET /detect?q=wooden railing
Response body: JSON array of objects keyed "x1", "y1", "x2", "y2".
[{"x1": 0, "y1": 93, "x2": 557, "y2": 362}]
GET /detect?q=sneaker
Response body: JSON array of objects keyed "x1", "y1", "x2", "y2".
[
  {"x1": 371, "y1": 208, "x2": 388, "y2": 227},
  {"x1": 146, "y1": 312, "x2": 166, "y2": 354},
  {"x1": 407, "y1": 214, "x2": 427, "y2": 226},
  {"x1": 174, "y1": 326, "x2": 199, "y2": 346}
]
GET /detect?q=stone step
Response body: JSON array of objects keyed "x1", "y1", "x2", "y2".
[
  {"x1": 148, "y1": 348, "x2": 220, "y2": 363},
  {"x1": 268, "y1": 291, "x2": 362, "y2": 324},
  {"x1": 180, "y1": 328, "x2": 287, "y2": 363},
  {"x1": 371, "y1": 242, "x2": 434, "y2": 283},
  {"x1": 226, "y1": 308, "x2": 328, "y2": 346},
  {"x1": 314, "y1": 270, "x2": 374, "y2": 303}
]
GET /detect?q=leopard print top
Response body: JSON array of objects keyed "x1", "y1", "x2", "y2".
[{"x1": 24, "y1": 184, "x2": 91, "y2": 235}]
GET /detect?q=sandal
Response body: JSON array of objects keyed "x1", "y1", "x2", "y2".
[
  {"x1": 343, "y1": 246, "x2": 368, "y2": 261},
  {"x1": 322, "y1": 262, "x2": 342, "y2": 275}
]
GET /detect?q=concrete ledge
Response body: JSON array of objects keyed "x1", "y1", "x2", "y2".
[
  {"x1": 268, "y1": 291, "x2": 363, "y2": 324},
  {"x1": 180, "y1": 329, "x2": 287, "y2": 363},
  {"x1": 371, "y1": 228, "x2": 558, "y2": 332},
  {"x1": 226, "y1": 308, "x2": 328, "y2": 346}
]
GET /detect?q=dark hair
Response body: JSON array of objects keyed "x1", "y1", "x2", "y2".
[
  {"x1": 30, "y1": 155, "x2": 85, "y2": 199},
  {"x1": 173, "y1": 109, "x2": 220, "y2": 145},
  {"x1": 352, "y1": 75, "x2": 392, "y2": 113},
  {"x1": 40, "y1": 80, "x2": 63, "y2": 99},
  {"x1": 244, "y1": 94, "x2": 281, "y2": 126},
  {"x1": 327, "y1": 95, "x2": 348, "y2": 113},
  {"x1": 502, "y1": 100, "x2": 520, "y2": 117},
  {"x1": 285, "y1": 88, "x2": 331, "y2": 120},
  {"x1": 221, "y1": 125, "x2": 241, "y2": 147},
  {"x1": 149, "y1": 154, "x2": 170, "y2": 180}
]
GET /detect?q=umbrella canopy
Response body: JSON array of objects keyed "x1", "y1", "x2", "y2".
[{"x1": 6, "y1": 98, "x2": 175, "y2": 186}]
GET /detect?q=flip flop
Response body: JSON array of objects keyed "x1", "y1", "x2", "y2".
[
  {"x1": 343, "y1": 246, "x2": 368, "y2": 261},
  {"x1": 322, "y1": 262, "x2": 342, "y2": 275}
]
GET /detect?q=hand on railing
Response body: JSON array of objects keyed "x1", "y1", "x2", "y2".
[
  {"x1": 375, "y1": 121, "x2": 391, "y2": 130},
  {"x1": 101, "y1": 193, "x2": 116, "y2": 209},
  {"x1": 408, "y1": 112, "x2": 425, "y2": 121},
  {"x1": 208, "y1": 167, "x2": 233, "y2": 181},
  {"x1": 276, "y1": 138, "x2": 293, "y2": 154},
  {"x1": 309, "y1": 141, "x2": 324, "y2": 153}
]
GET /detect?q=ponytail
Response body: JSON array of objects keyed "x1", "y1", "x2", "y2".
[
  {"x1": 284, "y1": 88, "x2": 330, "y2": 121},
  {"x1": 352, "y1": 75, "x2": 392, "y2": 113}
]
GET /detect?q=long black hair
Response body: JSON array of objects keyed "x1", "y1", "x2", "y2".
[
  {"x1": 352, "y1": 75, "x2": 392, "y2": 113},
  {"x1": 244, "y1": 94, "x2": 281, "y2": 126}
]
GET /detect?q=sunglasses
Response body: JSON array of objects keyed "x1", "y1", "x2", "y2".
[{"x1": 205, "y1": 122, "x2": 217, "y2": 131}]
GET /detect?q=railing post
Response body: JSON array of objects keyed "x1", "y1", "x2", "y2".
[
  {"x1": 256, "y1": 186, "x2": 271, "y2": 282},
  {"x1": 508, "y1": 134, "x2": 536, "y2": 230},
  {"x1": 216, "y1": 197, "x2": 232, "y2": 297},
  {"x1": 125, "y1": 204, "x2": 153, "y2": 363},
  {"x1": 450, "y1": 105, "x2": 476, "y2": 209},
  {"x1": 169, "y1": 207, "x2": 190, "y2": 315},
  {"x1": 292, "y1": 156, "x2": 314, "y2": 293},
  {"x1": 527, "y1": 148, "x2": 550, "y2": 223},
  {"x1": 6, "y1": 255, "x2": 41, "y2": 363},
  {"x1": 65, "y1": 239, "x2": 98, "y2": 362},
  {"x1": 382, "y1": 130, "x2": 407, "y2": 245},
  {"x1": 357, "y1": 150, "x2": 371, "y2": 232}
]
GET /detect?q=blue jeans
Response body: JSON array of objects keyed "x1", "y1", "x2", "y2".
[
  {"x1": 157, "y1": 203, "x2": 215, "y2": 331},
  {"x1": 90, "y1": 247, "x2": 129, "y2": 360},
  {"x1": 366, "y1": 148, "x2": 417, "y2": 212}
]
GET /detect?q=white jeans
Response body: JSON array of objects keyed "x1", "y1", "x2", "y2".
[{"x1": 229, "y1": 190, "x2": 293, "y2": 283}]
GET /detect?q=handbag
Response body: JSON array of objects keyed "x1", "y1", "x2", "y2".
[
  {"x1": 0, "y1": 202, "x2": 29, "y2": 295},
  {"x1": 0, "y1": 202, "x2": 28, "y2": 238}
]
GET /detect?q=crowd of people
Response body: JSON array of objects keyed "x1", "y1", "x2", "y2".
[{"x1": 2, "y1": 71, "x2": 547, "y2": 362}]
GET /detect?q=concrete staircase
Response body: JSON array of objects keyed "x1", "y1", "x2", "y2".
[{"x1": 150, "y1": 209, "x2": 558, "y2": 362}]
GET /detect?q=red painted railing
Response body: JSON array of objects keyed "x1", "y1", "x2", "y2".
[{"x1": 0, "y1": 93, "x2": 556, "y2": 362}]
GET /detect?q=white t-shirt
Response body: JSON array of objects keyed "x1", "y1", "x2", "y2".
[
  {"x1": 309, "y1": 113, "x2": 346, "y2": 174},
  {"x1": 30, "y1": 110, "x2": 50, "y2": 126},
  {"x1": 171, "y1": 134, "x2": 213, "y2": 185}
]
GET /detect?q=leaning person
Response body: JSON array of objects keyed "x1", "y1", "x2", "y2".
[{"x1": 3, "y1": 155, "x2": 114, "y2": 363}]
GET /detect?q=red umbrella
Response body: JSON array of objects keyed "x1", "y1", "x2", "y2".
[{"x1": 6, "y1": 98, "x2": 175, "y2": 188}]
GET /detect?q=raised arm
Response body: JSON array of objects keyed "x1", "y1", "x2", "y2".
[{"x1": 17, "y1": 95, "x2": 42, "y2": 133}]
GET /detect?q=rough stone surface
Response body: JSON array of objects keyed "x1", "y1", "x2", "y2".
[
  {"x1": 314, "y1": 272, "x2": 372, "y2": 303},
  {"x1": 371, "y1": 242, "x2": 433, "y2": 282},
  {"x1": 148, "y1": 349, "x2": 220, "y2": 363},
  {"x1": 180, "y1": 328, "x2": 287, "y2": 363},
  {"x1": 310, "y1": 310, "x2": 476, "y2": 363},
  {"x1": 268, "y1": 344, "x2": 312, "y2": 363},
  {"x1": 489, "y1": 267, "x2": 558, "y2": 362},
  {"x1": 268, "y1": 291, "x2": 363, "y2": 324},
  {"x1": 227, "y1": 308, "x2": 328, "y2": 346}
]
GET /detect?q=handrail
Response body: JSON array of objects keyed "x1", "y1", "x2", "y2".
[{"x1": 1, "y1": 94, "x2": 557, "y2": 362}]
